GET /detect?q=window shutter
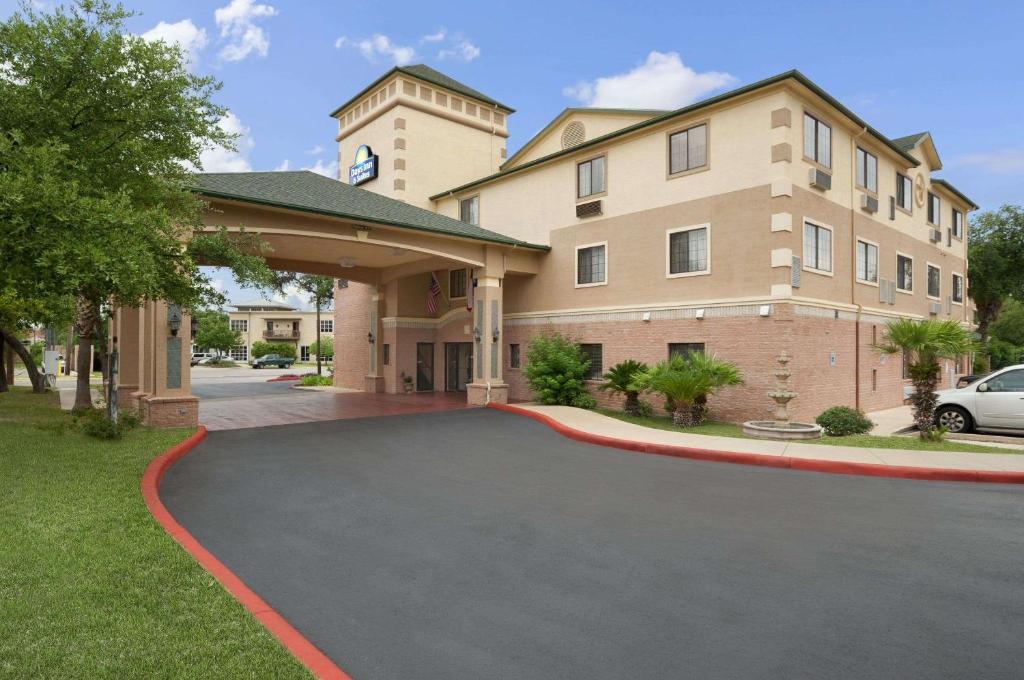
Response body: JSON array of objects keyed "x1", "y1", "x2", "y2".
[
  {"x1": 791, "y1": 256, "x2": 801, "y2": 288},
  {"x1": 946, "y1": 228, "x2": 952, "y2": 247},
  {"x1": 889, "y1": 196, "x2": 896, "y2": 220}
]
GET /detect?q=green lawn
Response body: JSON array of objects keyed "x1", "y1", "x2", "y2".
[
  {"x1": 0, "y1": 388, "x2": 311, "y2": 679},
  {"x1": 596, "y1": 408, "x2": 1016, "y2": 455}
]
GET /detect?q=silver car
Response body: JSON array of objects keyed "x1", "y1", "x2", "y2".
[{"x1": 935, "y1": 364, "x2": 1024, "y2": 433}]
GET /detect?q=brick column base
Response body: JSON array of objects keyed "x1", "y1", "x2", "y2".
[
  {"x1": 364, "y1": 375, "x2": 385, "y2": 393},
  {"x1": 467, "y1": 383, "x2": 508, "y2": 406},
  {"x1": 117, "y1": 385, "x2": 139, "y2": 409},
  {"x1": 139, "y1": 395, "x2": 199, "y2": 428}
]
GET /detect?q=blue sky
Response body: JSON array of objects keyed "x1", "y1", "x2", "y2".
[{"x1": 5, "y1": 0, "x2": 1022, "y2": 308}]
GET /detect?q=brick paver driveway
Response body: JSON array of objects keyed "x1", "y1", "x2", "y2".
[{"x1": 161, "y1": 408, "x2": 1024, "y2": 680}]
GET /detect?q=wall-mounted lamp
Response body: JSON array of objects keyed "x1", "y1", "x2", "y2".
[
  {"x1": 473, "y1": 326, "x2": 482, "y2": 343},
  {"x1": 641, "y1": 311, "x2": 652, "y2": 322},
  {"x1": 758, "y1": 305, "x2": 772, "y2": 317},
  {"x1": 339, "y1": 256, "x2": 357, "y2": 268},
  {"x1": 695, "y1": 308, "x2": 705, "y2": 320},
  {"x1": 355, "y1": 226, "x2": 372, "y2": 241},
  {"x1": 367, "y1": 331, "x2": 375, "y2": 344},
  {"x1": 167, "y1": 304, "x2": 183, "y2": 337},
  {"x1": 492, "y1": 324, "x2": 500, "y2": 343}
]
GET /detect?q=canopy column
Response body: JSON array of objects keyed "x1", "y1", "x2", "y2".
[
  {"x1": 113, "y1": 306, "x2": 141, "y2": 409},
  {"x1": 467, "y1": 247, "x2": 507, "y2": 405},
  {"x1": 133, "y1": 301, "x2": 198, "y2": 427},
  {"x1": 364, "y1": 286, "x2": 386, "y2": 393}
]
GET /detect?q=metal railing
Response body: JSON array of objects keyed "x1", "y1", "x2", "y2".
[{"x1": 262, "y1": 330, "x2": 300, "y2": 340}]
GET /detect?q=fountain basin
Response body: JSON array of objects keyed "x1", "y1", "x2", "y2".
[{"x1": 742, "y1": 420, "x2": 823, "y2": 440}]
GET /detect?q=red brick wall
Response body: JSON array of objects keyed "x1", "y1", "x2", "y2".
[{"x1": 333, "y1": 281, "x2": 373, "y2": 390}]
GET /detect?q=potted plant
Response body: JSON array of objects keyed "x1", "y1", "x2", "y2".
[{"x1": 401, "y1": 371, "x2": 414, "y2": 393}]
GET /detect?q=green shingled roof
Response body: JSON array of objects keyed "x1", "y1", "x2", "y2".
[
  {"x1": 892, "y1": 132, "x2": 930, "y2": 153},
  {"x1": 328, "y1": 64, "x2": 514, "y2": 118},
  {"x1": 191, "y1": 171, "x2": 546, "y2": 250},
  {"x1": 930, "y1": 178, "x2": 979, "y2": 210}
]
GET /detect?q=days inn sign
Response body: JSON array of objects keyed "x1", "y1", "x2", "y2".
[{"x1": 348, "y1": 144, "x2": 379, "y2": 186}]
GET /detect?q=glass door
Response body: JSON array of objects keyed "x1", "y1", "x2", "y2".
[
  {"x1": 445, "y1": 343, "x2": 473, "y2": 391},
  {"x1": 416, "y1": 343, "x2": 434, "y2": 391}
]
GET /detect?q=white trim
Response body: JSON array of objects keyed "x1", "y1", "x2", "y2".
[
  {"x1": 665, "y1": 223, "x2": 711, "y2": 278},
  {"x1": 574, "y1": 241, "x2": 608, "y2": 288},
  {"x1": 951, "y1": 271, "x2": 965, "y2": 305},
  {"x1": 802, "y1": 219, "x2": 834, "y2": 277},
  {"x1": 854, "y1": 236, "x2": 879, "y2": 287},
  {"x1": 895, "y1": 250, "x2": 914, "y2": 293},
  {"x1": 926, "y1": 261, "x2": 942, "y2": 301}
]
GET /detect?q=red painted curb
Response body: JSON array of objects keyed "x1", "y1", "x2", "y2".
[
  {"x1": 142, "y1": 428, "x2": 352, "y2": 680},
  {"x1": 267, "y1": 374, "x2": 300, "y2": 382},
  {"x1": 487, "y1": 403, "x2": 1024, "y2": 485}
]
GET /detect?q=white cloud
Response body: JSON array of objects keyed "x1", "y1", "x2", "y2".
[
  {"x1": 439, "y1": 40, "x2": 480, "y2": 62},
  {"x1": 274, "y1": 159, "x2": 291, "y2": 171},
  {"x1": 305, "y1": 144, "x2": 323, "y2": 155},
  {"x1": 563, "y1": 52, "x2": 734, "y2": 109},
  {"x1": 141, "y1": 19, "x2": 208, "y2": 65},
  {"x1": 199, "y1": 112, "x2": 253, "y2": 172},
  {"x1": 335, "y1": 34, "x2": 416, "y2": 66},
  {"x1": 302, "y1": 159, "x2": 339, "y2": 178},
  {"x1": 214, "y1": 0, "x2": 278, "y2": 62},
  {"x1": 422, "y1": 28, "x2": 447, "y2": 43},
  {"x1": 955, "y1": 150, "x2": 1024, "y2": 175}
]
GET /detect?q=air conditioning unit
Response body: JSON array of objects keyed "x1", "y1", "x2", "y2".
[
  {"x1": 928, "y1": 228, "x2": 942, "y2": 243},
  {"x1": 879, "y1": 278, "x2": 889, "y2": 304},
  {"x1": 860, "y1": 194, "x2": 879, "y2": 213},
  {"x1": 576, "y1": 200, "x2": 602, "y2": 218},
  {"x1": 929, "y1": 302, "x2": 942, "y2": 315},
  {"x1": 808, "y1": 168, "x2": 831, "y2": 190}
]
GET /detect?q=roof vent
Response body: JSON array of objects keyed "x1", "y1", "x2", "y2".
[{"x1": 561, "y1": 121, "x2": 586, "y2": 149}]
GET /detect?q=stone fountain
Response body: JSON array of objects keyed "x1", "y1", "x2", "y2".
[{"x1": 742, "y1": 351, "x2": 822, "y2": 440}]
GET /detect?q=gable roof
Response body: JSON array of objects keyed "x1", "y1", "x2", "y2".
[
  {"x1": 191, "y1": 171, "x2": 546, "y2": 250},
  {"x1": 431, "y1": 70, "x2": 922, "y2": 201},
  {"x1": 930, "y1": 178, "x2": 978, "y2": 210},
  {"x1": 328, "y1": 64, "x2": 514, "y2": 118},
  {"x1": 892, "y1": 131, "x2": 942, "y2": 170},
  {"x1": 502, "y1": 107, "x2": 667, "y2": 170}
]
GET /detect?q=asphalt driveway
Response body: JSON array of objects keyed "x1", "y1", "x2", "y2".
[{"x1": 161, "y1": 409, "x2": 1024, "y2": 680}]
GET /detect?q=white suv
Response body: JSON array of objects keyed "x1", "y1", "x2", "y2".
[{"x1": 935, "y1": 364, "x2": 1024, "y2": 433}]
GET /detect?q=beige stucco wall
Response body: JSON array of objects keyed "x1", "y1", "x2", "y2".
[
  {"x1": 507, "y1": 110, "x2": 661, "y2": 168},
  {"x1": 226, "y1": 309, "x2": 329, "y2": 359}
]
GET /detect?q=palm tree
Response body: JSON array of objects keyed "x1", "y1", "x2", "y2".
[
  {"x1": 876, "y1": 318, "x2": 973, "y2": 438},
  {"x1": 640, "y1": 352, "x2": 742, "y2": 427},
  {"x1": 598, "y1": 360, "x2": 648, "y2": 415}
]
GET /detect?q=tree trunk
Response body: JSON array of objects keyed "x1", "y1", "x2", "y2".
[
  {"x1": 73, "y1": 296, "x2": 100, "y2": 411},
  {"x1": 672, "y1": 402, "x2": 698, "y2": 428},
  {"x1": 909, "y1": 364, "x2": 940, "y2": 438},
  {"x1": 315, "y1": 303, "x2": 322, "y2": 376},
  {"x1": 4, "y1": 340, "x2": 14, "y2": 385},
  {"x1": 0, "y1": 333, "x2": 7, "y2": 393},
  {"x1": 1, "y1": 328, "x2": 46, "y2": 393},
  {"x1": 623, "y1": 392, "x2": 640, "y2": 416},
  {"x1": 690, "y1": 394, "x2": 709, "y2": 425}
]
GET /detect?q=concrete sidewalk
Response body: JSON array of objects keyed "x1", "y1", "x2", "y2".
[{"x1": 516, "y1": 405, "x2": 1024, "y2": 473}]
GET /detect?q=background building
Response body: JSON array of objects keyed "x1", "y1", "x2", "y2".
[{"x1": 221, "y1": 300, "x2": 333, "y2": 363}]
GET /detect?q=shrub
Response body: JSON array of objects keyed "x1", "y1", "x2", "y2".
[
  {"x1": 815, "y1": 406, "x2": 874, "y2": 437},
  {"x1": 640, "y1": 352, "x2": 742, "y2": 427},
  {"x1": 634, "y1": 400, "x2": 654, "y2": 418},
  {"x1": 76, "y1": 409, "x2": 139, "y2": 440},
  {"x1": 250, "y1": 341, "x2": 297, "y2": 360},
  {"x1": 571, "y1": 392, "x2": 597, "y2": 409},
  {"x1": 300, "y1": 374, "x2": 332, "y2": 386},
  {"x1": 523, "y1": 333, "x2": 590, "y2": 406},
  {"x1": 598, "y1": 359, "x2": 648, "y2": 416}
]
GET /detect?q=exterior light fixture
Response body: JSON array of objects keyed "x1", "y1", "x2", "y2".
[
  {"x1": 367, "y1": 331, "x2": 375, "y2": 344},
  {"x1": 759, "y1": 305, "x2": 772, "y2": 317},
  {"x1": 492, "y1": 324, "x2": 500, "y2": 343},
  {"x1": 473, "y1": 326, "x2": 482, "y2": 343},
  {"x1": 167, "y1": 304, "x2": 183, "y2": 336},
  {"x1": 641, "y1": 311, "x2": 652, "y2": 322},
  {"x1": 354, "y1": 226, "x2": 371, "y2": 241},
  {"x1": 695, "y1": 308, "x2": 705, "y2": 320},
  {"x1": 339, "y1": 256, "x2": 357, "y2": 268}
]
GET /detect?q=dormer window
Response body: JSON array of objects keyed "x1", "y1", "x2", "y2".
[
  {"x1": 896, "y1": 173, "x2": 913, "y2": 212},
  {"x1": 577, "y1": 156, "x2": 606, "y2": 199},
  {"x1": 459, "y1": 195, "x2": 479, "y2": 225},
  {"x1": 928, "y1": 192, "x2": 941, "y2": 226},
  {"x1": 952, "y1": 209, "x2": 964, "y2": 239}
]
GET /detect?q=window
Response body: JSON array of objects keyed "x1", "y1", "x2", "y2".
[
  {"x1": 856, "y1": 239, "x2": 878, "y2": 284},
  {"x1": 896, "y1": 254, "x2": 913, "y2": 292},
  {"x1": 803, "y1": 113, "x2": 831, "y2": 168},
  {"x1": 300, "y1": 345, "x2": 310, "y2": 362},
  {"x1": 319, "y1": 319, "x2": 333, "y2": 333},
  {"x1": 668, "y1": 123, "x2": 708, "y2": 175},
  {"x1": 952, "y1": 273, "x2": 964, "y2": 303},
  {"x1": 927, "y1": 264, "x2": 941, "y2": 299},
  {"x1": 576, "y1": 243, "x2": 606, "y2": 286},
  {"x1": 229, "y1": 345, "x2": 248, "y2": 362},
  {"x1": 577, "y1": 156, "x2": 605, "y2": 198},
  {"x1": 383, "y1": 343, "x2": 390, "y2": 365},
  {"x1": 509, "y1": 343, "x2": 520, "y2": 369},
  {"x1": 460, "y1": 196, "x2": 479, "y2": 225},
  {"x1": 449, "y1": 269, "x2": 467, "y2": 298},
  {"x1": 579, "y1": 343, "x2": 603, "y2": 380},
  {"x1": 896, "y1": 173, "x2": 913, "y2": 211},
  {"x1": 803, "y1": 221, "x2": 832, "y2": 273},
  {"x1": 230, "y1": 319, "x2": 248, "y2": 332},
  {"x1": 855, "y1": 147, "x2": 877, "y2": 192},
  {"x1": 669, "y1": 342, "x2": 706, "y2": 359},
  {"x1": 952, "y1": 209, "x2": 964, "y2": 238},
  {"x1": 982, "y1": 369, "x2": 1024, "y2": 393},
  {"x1": 928, "y1": 192, "x2": 941, "y2": 225},
  {"x1": 667, "y1": 225, "x2": 709, "y2": 276}
]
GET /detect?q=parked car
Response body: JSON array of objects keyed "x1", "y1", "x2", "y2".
[
  {"x1": 191, "y1": 352, "x2": 214, "y2": 366},
  {"x1": 935, "y1": 364, "x2": 1024, "y2": 433},
  {"x1": 955, "y1": 374, "x2": 985, "y2": 389},
  {"x1": 197, "y1": 355, "x2": 227, "y2": 366},
  {"x1": 251, "y1": 354, "x2": 295, "y2": 369}
]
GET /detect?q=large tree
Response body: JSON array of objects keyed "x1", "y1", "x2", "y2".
[
  {"x1": 0, "y1": 1, "x2": 272, "y2": 411},
  {"x1": 193, "y1": 310, "x2": 241, "y2": 357},
  {"x1": 968, "y1": 205, "x2": 1024, "y2": 349},
  {"x1": 295, "y1": 275, "x2": 335, "y2": 376}
]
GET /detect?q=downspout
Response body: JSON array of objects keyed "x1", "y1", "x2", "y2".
[{"x1": 851, "y1": 126, "x2": 868, "y2": 411}]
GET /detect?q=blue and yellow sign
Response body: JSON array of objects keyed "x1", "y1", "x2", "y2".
[{"x1": 348, "y1": 144, "x2": 379, "y2": 186}]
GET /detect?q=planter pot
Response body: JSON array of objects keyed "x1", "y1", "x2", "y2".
[{"x1": 403, "y1": 382, "x2": 414, "y2": 393}]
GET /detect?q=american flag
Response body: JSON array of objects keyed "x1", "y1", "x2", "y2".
[{"x1": 427, "y1": 271, "x2": 442, "y2": 315}]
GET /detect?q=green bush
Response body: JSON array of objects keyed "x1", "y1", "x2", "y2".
[
  {"x1": 523, "y1": 333, "x2": 590, "y2": 406},
  {"x1": 299, "y1": 374, "x2": 332, "y2": 386},
  {"x1": 250, "y1": 341, "x2": 297, "y2": 360},
  {"x1": 29, "y1": 341, "x2": 45, "y2": 367},
  {"x1": 76, "y1": 409, "x2": 139, "y2": 440},
  {"x1": 635, "y1": 400, "x2": 654, "y2": 417},
  {"x1": 571, "y1": 392, "x2": 597, "y2": 409},
  {"x1": 815, "y1": 406, "x2": 874, "y2": 437}
]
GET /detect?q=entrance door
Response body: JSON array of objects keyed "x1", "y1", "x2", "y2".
[
  {"x1": 445, "y1": 342, "x2": 473, "y2": 392},
  {"x1": 416, "y1": 343, "x2": 434, "y2": 391}
]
